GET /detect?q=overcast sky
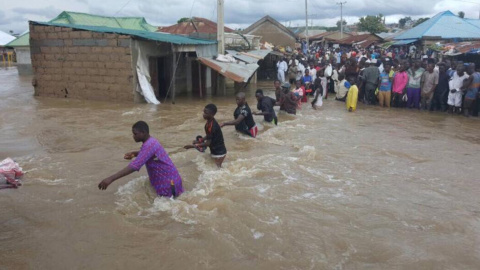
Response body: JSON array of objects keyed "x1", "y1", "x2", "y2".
[{"x1": 1, "y1": 0, "x2": 478, "y2": 34}]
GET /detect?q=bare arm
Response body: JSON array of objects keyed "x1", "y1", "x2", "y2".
[
  {"x1": 221, "y1": 115, "x2": 245, "y2": 127},
  {"x1": 462, "y1": 76, "x2": 473, "y2": 91},
  {"x1": 98, "y1": 166, "x2": 136, "y2": 190}
]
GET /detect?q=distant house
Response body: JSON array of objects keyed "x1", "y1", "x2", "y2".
[
  {"x1": 337, "y1": 33, "x2": 384, "y2": 49},
  {"x1": 158, "y1": 17, "x2": 234, "y2": 35},
  {"x1": 159, "y1": 17, "x2": 261, "y2": 51},
  {"x1": 289, "y1": 26, "x2": 326, "y2": 39},
  {"x1": 243, "y1": 16, "x2": 297, "y2": 48},
  {"x1": 394, "y1": 11, "x2": 480, "y2": 47},
  {"x1": 310, "y1": 31, "x2": 353, "y2": 47},
  {"x1": 1, "y1": 31, "x2": 16, "y2": 65},
  {"x1": 5, "y1": 32, "x2": 31, "y2": 74}
]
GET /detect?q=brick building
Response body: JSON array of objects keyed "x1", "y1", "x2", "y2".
[{"x1": 29, "y1": 21, "x2": 217, "y2": 103}]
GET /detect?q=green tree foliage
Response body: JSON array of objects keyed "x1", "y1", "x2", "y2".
[
  {"x1": 336, "y1": 19, "x2": 347, "y2": 30},
  {"x1": 398, "y1": 16, "x2": 412, "y2": 28},
  {"x1": 177, "y1": 17, "x2": 191, "y2": 24},
  {"x1": 458, "y1": 11, "x2": 465, "y2": 18},
  {"x1": 358, "y1": 14, "x2": 387, "y2": 33},
  {"x1": 413, "y1": 17, "x2": 430, "y2": 27}
]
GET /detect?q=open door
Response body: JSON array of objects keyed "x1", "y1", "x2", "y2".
[
  {"x1": 149, "y1": 56, "x2": 171, "y2": 99},
  {"x1": 192, "y1": 60, "x2": 206, "y2": 97}
]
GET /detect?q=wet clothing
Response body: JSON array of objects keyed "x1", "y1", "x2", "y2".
[
  {"x1": 346, "y1": 85, "x2": 359, "y2": 111},
  {"x1": 378, "y1": 91, "x2": 391, "y2": 108},
  {"x1": 129, "y1": 137, "x2": 183, "y2": 197},
  {"x1": 234, "y1": 103, "x2": 257, "y2": 137},
  {"x1": 280, "y1": 91, "x2": 297, "y2": 115},
  {"x1": 406, "y1": 88, "x2": 421, "y2": 109},
  {"x1": 205, "y1": 119, "x2": 227, "y2": 156},
  {"x1": 257, "y1": 96, "x2": 277, "y2": 124}
]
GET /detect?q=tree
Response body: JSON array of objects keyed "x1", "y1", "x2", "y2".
[
  {"x1": 458, "y1": 11, "x2": 465, "y2": 18},
  {"x1": 398, "y1": 16, "x2": 412, "y2": 28},
  {"x1": 358, "y1": 14, "x2": 387, "y2": 33},
  {"x1": 177, "y1": 17, "x2": 191, "y2": 24},
  {"x1": 336, "y1": 19, "x2": 347, "y2": 30},
  {"x1": 413, "y1": 17, "x2": 430, "y2": 27}
]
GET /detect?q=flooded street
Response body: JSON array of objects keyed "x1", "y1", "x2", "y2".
[{"x1": 1, "y1": 66, "x2": 480, "y2": 269}]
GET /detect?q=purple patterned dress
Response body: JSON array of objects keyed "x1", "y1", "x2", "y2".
[{"x1": 128, "y1": 137, "x2": 183, "y2": 197}]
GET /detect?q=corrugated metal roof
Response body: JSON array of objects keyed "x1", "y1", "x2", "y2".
[
  {"x1": 32, "y1": 21, "x2": 217, "y2": 45},
  {"x1": 395, "y1": 11, "x2": 480, "y2": 40},
  {"x1": 8, "y1": 11, "x2": 163, "y2": 47},
  {"x1": 393, "y1": 39, "x2": 419, "y2": 45},
  {"x1": 0, "y1": 31, "x2": 16, "y2": 46},
  {"x1": 198, "y1": 57, "x2": 259, "y2": 83},
  {"x1": 158, "y1": 17, "x2": 234, "y2": 35},
  {"x1": 50, "y1": 11, "x2": 158, "y2": 32},
  {"x1": 442, "y1": 41, "x2": 480, "y2": 55},
  {"x1": 5, "y1": 32, "x2": 29, "y2": 47},
  {"x1": 465, "y1": 18, "x2": 480, "y2": 29},
  {"x1": 226, "y1": 49, "x2": 272, "y2": 64}
]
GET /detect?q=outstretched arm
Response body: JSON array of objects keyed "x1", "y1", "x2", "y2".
[
  {"x1": 98, "y1": 166, "x2": 136, "y2": 190},
  {"x1": 221, "y1": 115, "x2": 245, "y2": 127}
]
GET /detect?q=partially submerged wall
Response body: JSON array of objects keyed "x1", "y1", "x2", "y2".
[
  {"x1": 29, "y1": 23, "x2": 135, "y2": 102},
  {"x1": 15, "y1": 47, "x2": 33, "y2": 75}
]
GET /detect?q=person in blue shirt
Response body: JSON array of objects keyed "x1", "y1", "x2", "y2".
[
  {"x1": 377, "y1": 64, "x2": 393, "y2": 108},
  {"x1": 301, "y1": 69, "x2": 313, "y2": 94}
]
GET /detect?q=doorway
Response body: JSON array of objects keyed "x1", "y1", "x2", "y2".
[{"x1": 149, "y1": 56, "x2": 171, "y2": 99}]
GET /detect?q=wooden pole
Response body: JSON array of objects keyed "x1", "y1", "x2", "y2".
[{"x1": 172, "y1": 53, "x2": 177, "y2": 104}]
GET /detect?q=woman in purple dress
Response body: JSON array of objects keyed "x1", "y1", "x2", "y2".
[{"x1": 98, "y1": 121, "x2": 183, "y2": 198}]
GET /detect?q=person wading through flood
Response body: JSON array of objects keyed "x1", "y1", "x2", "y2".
[
  {"x1": 221, "y1": 92, "x2": 258, "y2": 138},
  {"x1": 184, "y1": 104, "x2": 227, "y2": 168},
  {"x1": 278, "y1": 82, "x2": 298, "y2": 115},
  {"x1": 346, "y1": 76, "x2": 359, "y2": 112},
  {"x1": 254, "y1": 89, "x2": 278, "y2": 125},
  {"x1": 98, "y1": 121, "x2": 184, "y2": 198},
  {"x1": 273, "y1": 80, "x2": 283, "y2": 105}
]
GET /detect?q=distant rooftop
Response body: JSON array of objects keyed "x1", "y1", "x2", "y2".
[{"x1": 158, "y1": 17, "x2": 234, "y2": 35}]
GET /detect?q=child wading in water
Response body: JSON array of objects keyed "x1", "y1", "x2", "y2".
[
  {"x1": 184, "y1": 104, "x2": 227, "y2": 168},
  {"x1": 346, "y1": 76, "x2": 359, "y2": 112},
  {"x1": 98, "y1": 121, "x2": 184, "y2": 198}
]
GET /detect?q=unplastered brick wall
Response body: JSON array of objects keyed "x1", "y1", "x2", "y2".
[{"x1": 29, "y1": 23, "x2": 135, "y2": 102}]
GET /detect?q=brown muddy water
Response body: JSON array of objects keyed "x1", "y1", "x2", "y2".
[{"x1": 1, "y1": 66, "x2": 480, "y2": 270}]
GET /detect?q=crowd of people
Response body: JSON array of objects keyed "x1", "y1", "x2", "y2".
[{"x1": 275, "y1": 45, "x2": 480, "y2": 117}]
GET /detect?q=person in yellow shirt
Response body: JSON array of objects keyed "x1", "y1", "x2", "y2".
[{"x1": 346, "y1": 76, "x2": 359, "y2": 112}]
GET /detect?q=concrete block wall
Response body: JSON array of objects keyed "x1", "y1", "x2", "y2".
[{"x1": 29, "y1": 23, "x2": 135, "y2": 102}]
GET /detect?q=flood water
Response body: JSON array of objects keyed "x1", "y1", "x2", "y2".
[{"x1": 1, "y1": 66, "x2": 480, "y2": 269}]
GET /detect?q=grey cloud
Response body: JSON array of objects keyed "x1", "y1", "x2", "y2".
[{"x1": 12, "y1": 6, "x2": 62, "y2": 19}]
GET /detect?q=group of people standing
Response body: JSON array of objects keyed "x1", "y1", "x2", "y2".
[{"x1": 277, "y1": 46, "x2": 480, "y2": 117}]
